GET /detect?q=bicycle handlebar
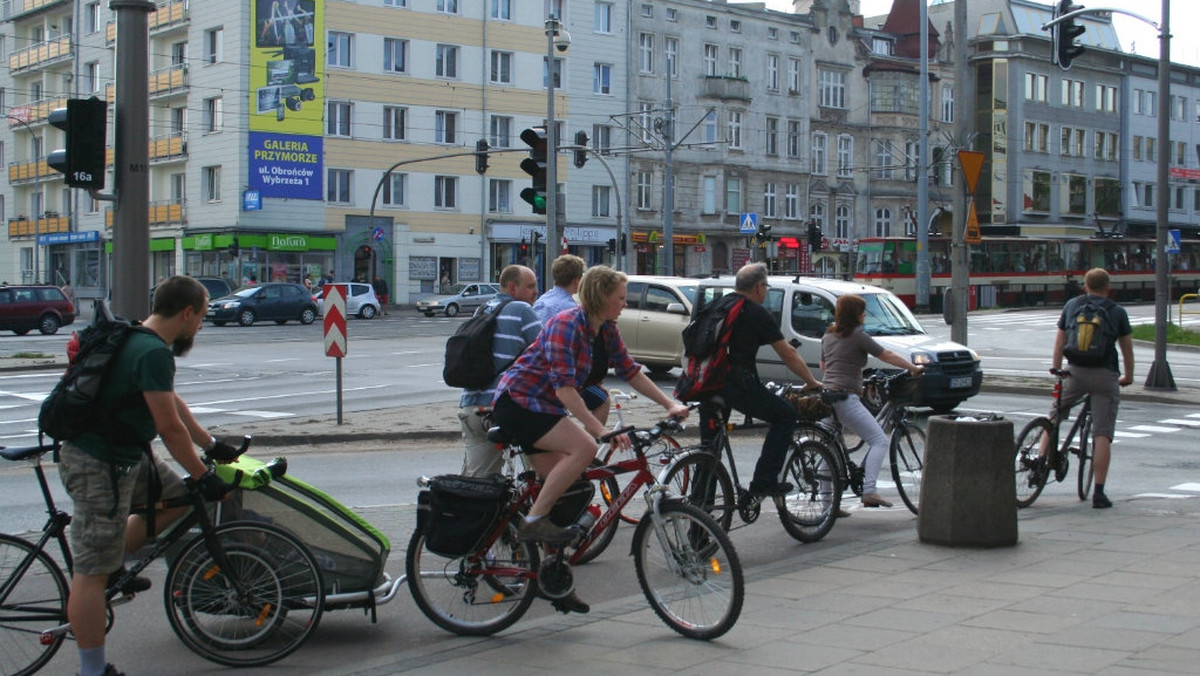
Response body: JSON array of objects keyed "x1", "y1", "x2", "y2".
[{"x1": 201, "y1": 435, "x2": 253, "y2": 465}]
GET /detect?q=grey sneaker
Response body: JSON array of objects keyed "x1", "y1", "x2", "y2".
[
  {"x1": 550, "y1": 591, "x2": 590, "y2": 614},
  {"x1": 517, "y1": 517, "x2": 575, "y2": 545}
]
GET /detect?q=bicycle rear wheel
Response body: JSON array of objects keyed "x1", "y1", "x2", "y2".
[
  {"x1": 1014, "y1": 418, "x2": 1053, "y2": 508},
  {"x1": 777, "y1": 440, "x2": 841, "y2": 543},
  {"x1": 660, "y1": 450, "x2": 735, "y2": 531},
  {"x1": 890, "y1": 422, "x2": 925, "y2": 515},
  {"x1": 599, "y1": 434, "x2": 681, "y2": 525},
  {"x1": 0, "y1": 533, "x2": 69, "y2": 676},
  {"x1": 1077, "y1": 414, "x2": 1094, "y2": 501},
  {"x1": 164, "y1": 522, "x2": 324, "y2": 668},
  {"x1": 406, "y1": 520, "x2": 538, "y2": 636},
  {"x1": 632, "y1": 501, "x2": 743, "y2": 640}
]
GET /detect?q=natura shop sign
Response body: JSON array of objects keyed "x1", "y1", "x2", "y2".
[{"x1": 269, "y1": 234, "x2": 309, "y2": 251}]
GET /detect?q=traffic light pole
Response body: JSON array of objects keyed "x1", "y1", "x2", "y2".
[{"x1": 109, "y1": 0, "x2": 155, "y2": 319}]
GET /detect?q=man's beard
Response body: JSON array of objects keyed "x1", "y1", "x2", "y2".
[{"x1": 172, "y1": 333, "x2": 195, "y2": 357}]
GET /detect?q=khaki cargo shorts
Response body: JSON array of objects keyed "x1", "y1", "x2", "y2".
[{"x1": 58, "y1": 441, "x2": 186, "y2": 576}]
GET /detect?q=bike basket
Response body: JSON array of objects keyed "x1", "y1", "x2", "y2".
[
  {"x1": 417, "y1": 474, "x2": 511, "y2": 558},
  {"x1": 886, "y1": 374, "x2": 920, "y2": 405},
  {"x1": 783, "y1": 390, "x2": 833, "y2": 422},
  {"x1": 213, "y1": 455, "x2": 390, "y2": 597}
]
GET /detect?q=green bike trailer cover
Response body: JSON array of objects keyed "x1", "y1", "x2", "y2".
[{"x1": 215, "y1": 455, "x2": 390, "y2": 597}]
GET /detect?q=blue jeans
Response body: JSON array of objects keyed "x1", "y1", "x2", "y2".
[{"x1": 701, "y1": 368, "x2": 799, "y2": 490}]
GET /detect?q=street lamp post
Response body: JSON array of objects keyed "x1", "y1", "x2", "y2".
[
  {"x1": 544, "y1": 15, "x2": 570, "y2": 286},
  {"x1": 1146, "y1": 0, "x2": 1176, "y2": 389}
]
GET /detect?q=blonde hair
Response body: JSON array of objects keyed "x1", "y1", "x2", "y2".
[{"x1": 578, "y1": 265, "x2": 627, "y2": 316}]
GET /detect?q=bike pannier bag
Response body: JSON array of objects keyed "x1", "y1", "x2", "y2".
[
  {"x1": 1062, "y1": 296, "x2": 1118, "y2": 368},
  {"x1": 442, "y1": 299, "x2": 514, "y2": 389},
  {"x1": 418, "y1": 474, "x2": 510, "y2": 557}
]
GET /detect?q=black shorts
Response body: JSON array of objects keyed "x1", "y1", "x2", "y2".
[{"x1": 492, "y1": 392, "x2": 564, "y2": 453}]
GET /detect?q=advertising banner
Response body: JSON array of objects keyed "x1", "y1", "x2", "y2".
[{"x1": 249, "y1": 0, "x2": 324, "y2": 199}]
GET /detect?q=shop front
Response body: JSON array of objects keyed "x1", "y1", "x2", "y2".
[
  {"x1": 488, "y1": 223, "x2": 617, "y2": 288},
  {"x1": 183, "y1": 232, "x2": 337, "y2": 287}
]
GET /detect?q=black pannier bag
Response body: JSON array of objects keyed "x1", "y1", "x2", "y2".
[{"x1": 418, "y1": 474, "x2": 511, "y2": 558}]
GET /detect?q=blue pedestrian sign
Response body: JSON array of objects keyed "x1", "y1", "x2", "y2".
[
  {"x1": 739, "y1": 213, "x2": 758, "y2": 235},
  {"x1": 1167, "y1": 229, "x2": 1181, "y2": 255}
]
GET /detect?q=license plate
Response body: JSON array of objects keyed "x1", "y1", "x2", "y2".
[{"x1": 949, "y1": 376, "x2": 972, "y2": 389}]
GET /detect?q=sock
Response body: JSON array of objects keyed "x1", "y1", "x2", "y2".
[
  {"x1": 1095, "y1": 483, "x2": 1105, "y2": 496},
  {"x1": 524, "y1": 515, "x2": 542, "y2": 523},
  {"x1": 79, "y1": 646, "x2": 107, "y2": 676}
]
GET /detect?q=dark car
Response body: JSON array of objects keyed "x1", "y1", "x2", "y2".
[
  {"x1": 206, "y1": 283, "x2": 318, "y2": 326},
  {"x1": 152, "y1": 276, "x2": 234, "y2": 305},
  {"x1": 0, "y1": 285, "x2": 76, "y2": 335}
]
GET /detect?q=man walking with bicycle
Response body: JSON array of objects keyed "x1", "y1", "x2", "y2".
[
  {"x1": 58, "y1": 277, "x2": 241, "y2": 676},
  {"x1": 1050, "y1": 267, "x2": 1134, "y2": 509}
]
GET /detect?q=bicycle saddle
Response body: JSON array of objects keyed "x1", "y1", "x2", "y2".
[{"x1": 486, "y1": 426, "x2": 515, "y2": 445}]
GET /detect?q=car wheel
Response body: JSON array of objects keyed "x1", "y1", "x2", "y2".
[
  {"x1": 300, "y1": 307, "x2": 317, "y2": 325},
  {"x1": 444, "y1": 304, "x2": 459, "y2": 317},
  {"x1": 360, "y1": 304, "x2": 377, "y2": 320},
  {"x1": 237, "y1": 309, "x2": 256, "y2": 327},
  {"x1": 213, "y1": 321, "x2": 227, "y2": 327},
  {"x1": 13, "y1": 328, "x2": 31, "y2": 336},
  {"x1": 646, "y1": 364, "x2": 673, "y2": 376},
  {"x1": 38, "y1": 314, "x2": 61, "y2": 335},
  {"x1": 274, "y1": 319, "x2": 288, "y2": 325}
]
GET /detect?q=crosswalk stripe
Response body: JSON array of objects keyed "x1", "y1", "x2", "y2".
[
  {"x1": 1159, "y1": 419, "x2": 1200, "y2": 427},
  {"x1": 1113, "y1": 430, "x2": 1151, "y2": 438},
  {"x1": 1169, "y1": 483, "x2": 1200, "y2": 492},
  {"x1": 227, "y1": 410, "x2": 294, "y2": 419},
  {"x1": 1128, "y1": 424, "x2": 1182, "y2": 433}
]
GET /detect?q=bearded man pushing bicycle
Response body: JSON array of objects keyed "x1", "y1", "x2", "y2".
[{"x1": 1049, "y1": 267, "x2": 1134, "y2": 509}]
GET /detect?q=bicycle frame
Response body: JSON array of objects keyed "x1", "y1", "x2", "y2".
[{"x1": 1048, "y1": 377, "x2": 1093, "y2": 459}]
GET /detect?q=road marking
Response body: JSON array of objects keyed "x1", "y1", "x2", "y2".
[
  {"x1": 1132, "y1": 493, "x2": 1193, "y2": 500},
  {"x1": 1127, "y1": 424, "x2": 1182, "y2": 433},
  {"x1": 1159, "y1": 418, "x2": 1200, "y2": 427},
  {"x1": 1112, "y1": 430, "x2": 1151, "y2": 438},
  {"x1": 1170, "y1": 483, "x2": 1200, "y2": 492},
  {"x1": 228, "y1": 410, "x2": 294, "y2": 419},
  {"x1": 188, "y1": 407, "x2": 225, "y2": 414}
]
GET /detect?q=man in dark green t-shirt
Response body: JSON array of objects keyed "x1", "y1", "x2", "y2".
[{"x1": 59, "y1": 276, "x2": 236, "y2": 676}]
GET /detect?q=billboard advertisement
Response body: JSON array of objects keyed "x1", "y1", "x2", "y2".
[{"x1": 249, "y1": 0, "x2": 324, "y2": 199}]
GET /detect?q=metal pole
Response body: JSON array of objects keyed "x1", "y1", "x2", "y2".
[
  {"x1": 663, "y1": 56, "x2": 675, "y2": 276},
  {"x1": 915, "y1": 0, "x2": 931, "y2": 311},
  {"x1": 950, "y1": 0, "x2": 970, "y2": 344},
  {"x1": 1145, "y1": 0, "x2": 1176, "y2": 390},
  {"x1": 110, "y1": 0, "x2": 155, "y2": 320},
  {"x1": 545, "y1": 15, "x2": 559, "y2": 287}
]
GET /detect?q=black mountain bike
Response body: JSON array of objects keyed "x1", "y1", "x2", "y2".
[
  {"x1": 1014, "y1": 369, "x2": 1095, "y2": 508},
  {"x1": 0, "y1": 439, "x2": 324, "y2": 675}
]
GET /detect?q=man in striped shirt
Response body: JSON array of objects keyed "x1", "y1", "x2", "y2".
[{"x1": 459, "y1": 264, "x2": 542, "y2": 476}]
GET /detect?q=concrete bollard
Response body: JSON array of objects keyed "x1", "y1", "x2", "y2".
[{"x1": 916, "y1": 415, "x2": 1018, "y2": 548}]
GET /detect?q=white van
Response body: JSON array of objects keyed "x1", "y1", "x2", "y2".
[{"x1": 693, "y1": 275, "x2": 982, "y2": 412}]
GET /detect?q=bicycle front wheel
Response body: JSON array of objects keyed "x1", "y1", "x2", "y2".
[
  {"x1": 632, "y1": 501, "x2": 744, "y2": 640},
  {"x1": 164, "y1": 522, "x2": 324, "y2": 668},
  {"x1": 0, "y1": 533, "x2": 69, "y2": 676},
  {"x1": 600, "y1": 434, "x2": 681, "y2": 525},
  {"x1": 1014, "y1": 418, "x2": 1053, "y2": 508},
  {"x1": 660, "y1": 450, "x2": 735, "y2": 531},
  {"x1": 1077, "y1": 414, "x2": 1094, "y2": 501},
  {"x1": 778, "y1": 440, "x2": 841, "y2": 543},
  {"x1": 406, "y1": 520, "x2": 538, "y2": 636},
  {"x1": 890, "y1": 422, "x2": 926, "y2": 515}
]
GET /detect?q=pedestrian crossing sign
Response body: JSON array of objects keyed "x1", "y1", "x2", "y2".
[
  {"x1": 739, "y1": 213, "x2": 758, "y2": 234},
  {"x1": 1167, "y1": 229, "x2": 1181, "y2": 255}
]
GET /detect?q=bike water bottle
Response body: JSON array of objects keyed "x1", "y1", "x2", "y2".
[{"x1": 576, "y1": 504, "x2": 601, "y2": 531}]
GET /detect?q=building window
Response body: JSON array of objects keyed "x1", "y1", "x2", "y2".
[
  {"x1": 904, "y1": 139, "x2": 918, "y2": 181},
  {"x1": 788, "y1": 58, "x2": 801, "y2": 93},
  {"x1": 703, "y1": 44, "x2": 718, "y2": 76},
  {"x1": 666, "y1": 7, "x2": 676, "y2": 21},
  {"x1": 436, "y1": 44, "x2": 459, "y2": 78},
  {"x1": 730, "y1": 20, "x2": 741, "y2": 33},
  {"x1": 491, "y1": 0, "x2": 511, "y2": 20},
  {"x1": 704, "y1": 110, "x2": 718, "y2": 144},
  {"x1": 1023, "y1": 170, "x2": 1052, "y2": 213},
  {"x1": 327, "y1": 101, "x2": 351, "y2": 136},
  {"x1": 85, "y1": 2, "x2": 100, "y2": 33},
  {"x1": 725, "y1": 178, "x2": 742, "y2": 214},
  {"x1": 787, "y1": 120, "x2": 802, "y2": 158},
  {"x1": 818, "y1": 69, "x2": 846, "y2": 109},
  {"x1": 640, "y1": 102, "x2": 654, "y2": 143},
  {"x1": 1024, "y1": 73, "x2": 1048, "y2": 102},
  {"x1": 1095, "y1": 84, "x2": 1117, "y2": 112},
  {"x1": 544, "y1": 57, "x2": 564, "y2": 89},
  {"x1": 203, "y1": 97, "x2": 222, "y2": 133},
  {"x1": 434, "y1": 176, "x2": 457, "y2": 208},
  {"x1": 382, "y1": 173, "x2": 406, "y2": 206},
  {"x1": 82, "y1": 61, "x2": 100, "y2": 93},
  {"x1": 593, "y1": 63, "x2": 612, "y2": 94},
  {"x1": 941, "y1": 84, "x2": 954, "y2": 122},
  {"x1": 785, "y1": 184, "x2": 799, "y2": 219},
  {"x1": 326, "y1": 169, "x2": 351, "y2": 203},
  {"x1": 766, "y1": 54, "x2": 779, "y2": 91},
  {"x1": 870, "y1": 72, "x2": 918, "y2": 114},
  {"x1": 1066, "y1": 174, "x2": 1088, "y2": 215},
  {"x1": 1061, "y1": 78, "x2": 1084, "y2": 107},
  {"x1": 490, "y1": 115, "x2": 512, "y2": 148},
  {"x1": 203, "y1": 166, "x2": 221, "y2": 202},
  {"x1": 638, "y1": 33, "x2": 653, "y2": 73},
  {"x1": 384, "y1": 38, "x2": 407, "y2": 73},
  {"x1": 728, "y1": 111, "x2": 743, "y2": 149},
  {"x1": 873, "y1": 208, "x2": 891, "y2": 237},
  {"x1": 811, "y1": 133, "x2": 827, "y2": 175},
  {"x1": 836, "y1": 204, "x2": 851, "y2": 239},
  {"x1": 384, "y1": 0, "x2": 408, "y2": 6},
  {"x1": 490, "y1": 51, "x2": 512, "y2": 84},
  {"x1": 592, "y1": 186, "x2": 611, "y2": 217},
  {"x1": 489, "y1": 179, "x2": 511, "y2": 213},
  {"x1": 765, "y1": 117, "x2": 779, "y2": 156},
  {"x1": 384, "y1": 106, "x2": 406, "y2": 141},
  {"x1": 329, "y1": 32, "x2": 352, "y2": 68},
  {"x1": 665, "y1": 37, "x2": 679, "y2": 76},
  {"x1": 763, "y1": 182, "x2": 777, "y2": 218},
  {"x1": 1060, "y1": 126, "x2": 1085, "y2": 157},
  {"x1": 810, "y1": 203, "x2": 825, "y2": 232},
  {"x1": 204, "y1": 28, "x2": 223, "y2": 64},
  {"x1": 874, "y1": 140, "x2": 894, "y2": 179},
  {"x1": 592, "y1": 124, "x2": 611, "y2": 153},
  {"x1": 595, "y1": 2, "x2": 612, "y2": 32},
  {"x1": 636, "y1": 171, "x2": 652, "y2": 209},
  {"x1": 837, "y1": 134, "x2": 854, "y2": 178},
  {"x1": 1024, "y1": 122, "x2": 1049, "y2": 153},
  {"x1": 728, "y1": 47, "x2": 742, "y2": 77},
  {"x1": 641, "y1": 3, "x2": 653, "y2": 18},
  {"x1": 436, "y1": 0, "x2": 458, "y2": 14},
  {"x1": 435, "y1": 111, "x2": 457, "y2": 144},
  {"x1": 1146, "y1": 137, "x2": 1157, "y2": 162}
]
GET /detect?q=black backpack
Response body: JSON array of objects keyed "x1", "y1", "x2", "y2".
[
  {"x1": 1062, "y1": 296, "x2": 1119, "y2": 367},
  {"x1": 675, "y1": 294, "x2": 746, "y2": 402},
  {"x1": 681, "y1": 292, "x2": 743, "y2": 358},
  {"x1": 442, "y1": 299, "x2": 515, "y2": 390},
  {"x1": 38, "y1": 304, "x2": 156, "y2": 443}
]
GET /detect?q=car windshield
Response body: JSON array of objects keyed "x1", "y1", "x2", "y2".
[
  {"x1": 861, "y1": 292, "x2": 924, "y2": 336},
  {"x1": 443, "y1": 283, "x2": 468, "y2": 295}
]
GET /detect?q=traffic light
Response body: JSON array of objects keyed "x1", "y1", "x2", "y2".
[
  {"x1": 520, "y1": 237, "x2": 528, "y2": 253},
  {"x1": 573, "y1": 130, "x2": 589, "y2": 168},
  {"x1": 531, "y1": 231, "x2": 542, "y2": 250},
  {"x1": 1053, "y1": 1, "x2": 1086, "y2": 70},
  {"x1": 228, "y1": 236, "x2": 240, "y2": 257},
  {"x1": 46, "y1": 97, "x2": 107, "y2": 190},
  {"x1": 519, "y1": 127, "x2": 548, "y2": 214},
  {"x1": 618, "y1": 233, "x2": 627, "y2": 256},
  {"x1": 807, "y1": 222, "x2": 822, "y2": 251},
  {"x1": 607, "y1": 238, "x2": 617, "y2": 254},
  {"x1": 756, "y1": 222, "x2": 773, "y2": 242},
  {"x1": 474, "y1": 138, "x2": 490, "y2": 174}
]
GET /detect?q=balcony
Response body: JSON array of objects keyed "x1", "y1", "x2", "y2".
[
  {"x1": 2, "y1": 0, "x2": 69, "y2": 22},
  {"x1": 7, "y1": 158, "x2": 54, "y2": 183},
  {"x1": 105, "y1": 201, "x2": 186, "y2": 228},
  {"x1": 8, "y1": 34, "x2": 71, "y2": 74},
  {"x1": 8, "y1": 214, "x2": 68, "y2": 239},
  {"x1": 6, "y1": 95, "x2": 68, "y2": 128},
  {"x1": 149, "y1": 0, "x2": 189, "y2": 33},
  {"x1": 699, "y1": 75, "x2": 751, "y2": 103},
  {"x1": 150, "y1": 132, "x2": 187, "y2": 162},
  {"x1": 149, "y1": 63, "x2": 188, "y2": 97}
]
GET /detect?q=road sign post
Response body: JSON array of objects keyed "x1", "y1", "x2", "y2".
[{"x1": 323, "y1": 285, "x2": 347, "y2": 424}]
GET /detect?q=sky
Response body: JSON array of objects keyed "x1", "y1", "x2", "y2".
[{"x1": 761, "y1": 0, "x2": 1200, "y2": 67}]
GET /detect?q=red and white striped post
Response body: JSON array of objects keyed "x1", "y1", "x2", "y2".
[{"x1": 323, "y1": 285, "x2": 347, "y2": 424}]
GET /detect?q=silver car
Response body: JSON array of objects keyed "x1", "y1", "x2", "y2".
[
  {"x1": 315, "y1": 282, "x2": 381, "y2": 319},
  {"x1": 415, "y1": 283, "x2": 500, "y2": 317}
]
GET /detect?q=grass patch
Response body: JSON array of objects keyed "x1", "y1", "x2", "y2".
[{"x1": 1131, "y1": 323, "x2": 1200, "y2": 347}]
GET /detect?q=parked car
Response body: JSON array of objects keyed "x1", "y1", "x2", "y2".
[
  {"x1": 0, "y1": 284, "x2": 76, "y2": 335},
  {"x1": 315, "y1": 282, "x2": 381, "y2": 319},
  {"x1": 615, "y1": 275, "x2": 701, "y2": 374},
  {"x1": 206, "y1": 283, "x2": 318, "y2": 326},
  {"x1": 151, "y1": 276, "x2": 234, "y2": 305},
  {"x1": 415, "y1": 282, "x2": 500, "y2": 317},
  {"x1": 688, "y1": 276, "x2": 982, "y2": 412}
]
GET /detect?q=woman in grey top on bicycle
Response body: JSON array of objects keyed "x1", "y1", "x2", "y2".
[{"x1": 821, "y1": 294, "x2": 923, "y2": 509}]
